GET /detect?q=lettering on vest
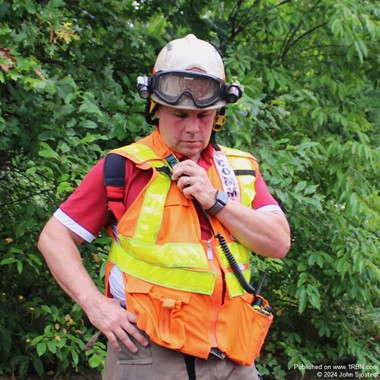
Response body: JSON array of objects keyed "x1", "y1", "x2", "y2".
[{"x1": 214, "y1": 151, "x2": 240, "y2": 201}]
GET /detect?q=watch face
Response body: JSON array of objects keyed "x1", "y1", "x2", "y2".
[{"x1": 217, "y1": 191, "x2": 228, "y2": 206}]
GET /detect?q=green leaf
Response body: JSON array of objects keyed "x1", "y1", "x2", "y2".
[
  {"x1": 36, "y1": 342, "x2": 47, "y2": 356},
  {"x1": 47, "y1": 340, "x2": 57, "y2": 354},
  {"x1": 71, "y1": 350, "x2": 79, "y2": 365},
  {"x1": 0, "y1": 257, "x2": 18, "y2": 265},
  {"x1": 17, "y1": 260, "x2": 23, "y2": 274},
  {"x1": 57, "y1": 181, "x2": 73, "y2": 195},
  {"x1": 294, "y1": 181, "x2": 307, "y2": 192},
  {"x1": 79, "y1": 102, "x2": 102, "y2": 117},
  {"x1": 38, "y1": 142, "x2": 59, "y2": 159},
  {"x1": 79, "y1": 120, "x2": 98, "y2": 129},
  {"x1": 298, "y1": 288, "x2": 307, "y2": 314},
  {"x1": 88, "y1": 354, "x2": 104, "y2": 368},
  {"x1": 306, "y1": 285, "x2": 321, "y2": 310}
]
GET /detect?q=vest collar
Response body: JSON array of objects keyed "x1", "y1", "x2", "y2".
[{"x1": 149, "y1": 129, "x2": 214, "y2": 171}]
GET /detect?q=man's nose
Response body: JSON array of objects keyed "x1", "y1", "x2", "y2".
[{"x1": 184, "y1": 115, "x2": 201, "y2": 132}]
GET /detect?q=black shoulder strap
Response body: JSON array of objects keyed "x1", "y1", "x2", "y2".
[{"x1": 104, "y1": 153, "x2": 127, "y2": 222}]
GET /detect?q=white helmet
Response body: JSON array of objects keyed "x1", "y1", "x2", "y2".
[
  {"x1": 154, "y1": 34, "x2": 225, "y2": 78},
  {"x1": 137, "y1": 34, "x2": 242, "y2": 111}
]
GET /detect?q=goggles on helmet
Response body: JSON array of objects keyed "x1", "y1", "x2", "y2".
[
  {"x1": 138, "y1": 70, "x2": 244, "y2": 109},
  {"x1": 151, "y1": 70, "x2": 225, "y2": 108},
  {"x1": 137, "y1": 71, "x2": 243, "y2": 109}
]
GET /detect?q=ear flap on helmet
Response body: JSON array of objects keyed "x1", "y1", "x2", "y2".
[
  {"x1": 213, "y1": 107, "x2": 226, "y2": 132},
  {"x1": 145, "y1": 99, "x2": 159, "y2": 125}
]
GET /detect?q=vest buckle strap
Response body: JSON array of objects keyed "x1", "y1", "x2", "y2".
[{"x1": 209, "y1": 347, "x2": 226, "y2": 360}]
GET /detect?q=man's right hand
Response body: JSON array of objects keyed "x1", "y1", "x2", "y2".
[{"x1": 84, "y1": 294, "x2": 149, "y2": 353}]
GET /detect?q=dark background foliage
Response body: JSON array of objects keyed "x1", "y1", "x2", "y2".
[{"x1": 1, "y1": 0, "x2": 379, "y2": 378}]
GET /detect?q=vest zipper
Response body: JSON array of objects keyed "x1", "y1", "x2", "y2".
[
  {"x1": 206, "y1": 239, "x2": 213, "y2": 260},
  {"x1": 206, "y1": 239, "x2": 220, "y2": 348}
]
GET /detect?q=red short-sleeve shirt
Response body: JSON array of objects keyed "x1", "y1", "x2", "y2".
[{"x1": 55, "y1": 147, "x2": 281, "y2": 242}]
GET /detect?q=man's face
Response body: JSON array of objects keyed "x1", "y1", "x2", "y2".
[{"x1": 156, "y1": 105, "x2": 217, "y2": 161}]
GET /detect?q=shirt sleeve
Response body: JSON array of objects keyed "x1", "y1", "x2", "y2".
[
  {"x1": 54, "y1": 159, "x2": 108, "y2": 242},
  {"x1": 252, "y1": 170, "x2": 282, "y2": 212}
]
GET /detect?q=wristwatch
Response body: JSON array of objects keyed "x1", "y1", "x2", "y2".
[{"x1": 206, "y1": 190, "x2": 228, "y2": 216}]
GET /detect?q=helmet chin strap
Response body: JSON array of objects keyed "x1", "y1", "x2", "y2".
[{"x1": 210, "y1": 130, "x2": 221, "y2": 150}]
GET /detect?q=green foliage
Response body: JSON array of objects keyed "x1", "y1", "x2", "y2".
[{"x1": 1, "y1": 0, "x2": 379, "y2": 378}]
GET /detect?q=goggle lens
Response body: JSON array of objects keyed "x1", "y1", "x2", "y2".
[{"x1": 152, "y1": 71, "x2": 225, "y2": 108}]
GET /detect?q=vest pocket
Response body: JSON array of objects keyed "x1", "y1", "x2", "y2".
[
  {"x1": 247, "y1": 305, "x2": 273, "y2": 361},
  {"x1": 216, "y1": 294, "x2": 273, "y2": 365},
  {"x1": 125, "y1": 275, "x2": 191, "y2": 350}
]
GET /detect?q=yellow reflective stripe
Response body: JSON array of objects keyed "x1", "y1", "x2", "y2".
[
  {"x1": 236, "y1": 174, "x2": 256, "y2": 207},
  {"x1": 109, "y1": 242, "x2": 215, "y2": 294},
  {"x1": 114, "y1": 143, "x2": 162, "y2": 166},
  {"x1": 219, "y1": 146, "x2": 252, "y2": 159},
  {"x1": 135, "y1": 175, "x2": 171, "y2": 243},
  {"x1": 119, "y1": 235, "x2": 209, "y2": 268},
  {"x1": 113, "y1": 143, "x2": 170, "y2": 243},
  {"x1": 217, "y1": 242, "x2": 251, "y2": 270},
  {"x1": 225, "y1": 271, "x2": 251, "y2": 297}
]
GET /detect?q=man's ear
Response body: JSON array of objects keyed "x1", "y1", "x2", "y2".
[{"x1": 155, "y1": 105, "x2": 161, "y2": 119}]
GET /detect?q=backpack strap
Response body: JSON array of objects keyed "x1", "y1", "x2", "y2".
[{"x1": 104, "y1": 153, "x2": 127, "y2": 223}]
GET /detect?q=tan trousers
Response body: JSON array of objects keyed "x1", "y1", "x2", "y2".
[{"x1": 103, "y1": 335, "x2": 262, "y2": 380}]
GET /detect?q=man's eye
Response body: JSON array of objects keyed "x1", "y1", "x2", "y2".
[{"x1": 174, "y1": 113, "x2": 187, "y2": 118}]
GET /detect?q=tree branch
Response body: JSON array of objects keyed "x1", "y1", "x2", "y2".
[
  {"x1": 278, "y1": 0, "x2": 326, "y2": 62},
  {"x1": 280, "y1": 22, "x2": 327, "y2": 61},
  {"x1": 0, "y1": 189, "x2": 53, "y2": 207},
  {"x1": 275, "y1": 0, "x2": 292, "y2": 7},
  {"x1": 278, "y1": 21, "x2": 303, "y2": 63},
  {"x1": 224, "y1": 0, "x2": 261, "y2": 48},
  {"x1": 226, "y1": 0, "x2": 294, "y2": 50}
]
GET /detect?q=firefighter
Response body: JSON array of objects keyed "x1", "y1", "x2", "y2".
[{"x1": 38, "y1": 34, "x2": 290, "y2": 380}]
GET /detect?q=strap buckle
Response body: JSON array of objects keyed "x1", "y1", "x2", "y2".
[{"x1": 210, "y1": 347, "x2": 226, "y2": 360}]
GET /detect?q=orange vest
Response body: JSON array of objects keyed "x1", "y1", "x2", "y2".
[{"x1": 105, "y1": 131, "x2": 273, "y2": 365}]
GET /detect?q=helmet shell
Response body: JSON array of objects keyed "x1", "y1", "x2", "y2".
[{"x1": 151, "y1": 34, "x2": 226, "y2": 110}]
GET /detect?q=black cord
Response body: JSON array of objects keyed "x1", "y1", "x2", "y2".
[
  {"x1": 193, "y1": 199, "x2": 256, "y2": 295},
  {"x1": 215, "y1": 232, "x2": 256, "y2": 295}
]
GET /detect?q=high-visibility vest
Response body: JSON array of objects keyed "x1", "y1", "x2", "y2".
[{"x1": 105, "y1": 130, "x2": 273, "y2": 365}]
